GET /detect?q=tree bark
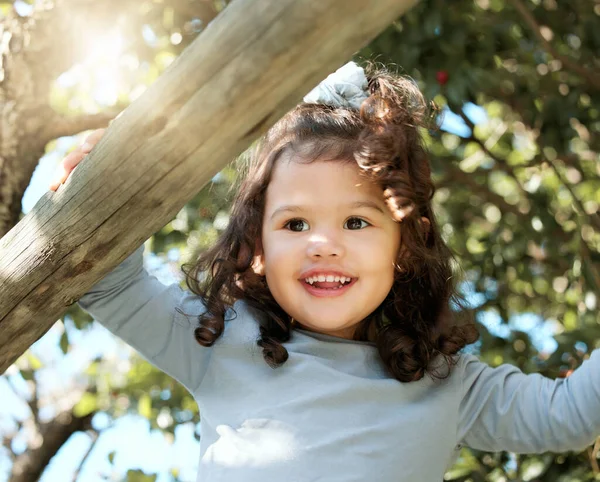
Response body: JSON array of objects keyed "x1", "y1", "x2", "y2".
[
  {"x1": 9, "y1": 410, "x2": 95, "y2": 482},
  {"x1": 0, "y1": 1, "x2": 129, "y2": 238},
  {"x1": 0, "y1": 0, "x2": 420, "y2": 373}
]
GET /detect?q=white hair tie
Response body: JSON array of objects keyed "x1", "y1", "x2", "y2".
[{"x1": 303, "y1": 61, "x2": 368, "y2": 110}]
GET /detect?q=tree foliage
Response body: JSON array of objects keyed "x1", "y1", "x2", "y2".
[
  {"x1": 364, "y1": 0, "x2": 599, "y2": 479},
  {"x1": 0, "y1": 0, "x2": 598, "y2": 481}
]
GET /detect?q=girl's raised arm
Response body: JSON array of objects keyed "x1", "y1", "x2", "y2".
[
  {"x1": 77, "y1": 245, "x2": 212, "y2": 396},
  {"x1": 52, "y1": 130, "x2": 212, "y2": 395},
  {"x1": 457, "y1": 350, "x2": 600, "y2": 453}
]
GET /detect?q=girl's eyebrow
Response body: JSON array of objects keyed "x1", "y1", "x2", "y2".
[{"x1": 270, "y1": 200, "x2": 385, "y2": 220}]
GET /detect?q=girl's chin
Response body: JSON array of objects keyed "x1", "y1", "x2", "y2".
[{"x1": 294, "y1": 321, "x2": 358, "y2": 339}]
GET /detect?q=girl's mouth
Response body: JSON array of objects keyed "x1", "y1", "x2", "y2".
[{"x1": 300, "y1": 278, "x2": 357, "y2": 298}]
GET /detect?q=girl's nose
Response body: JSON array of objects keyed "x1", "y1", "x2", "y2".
[{"x1": 306, "y1": 233, "x2": 345, "y2": 258}]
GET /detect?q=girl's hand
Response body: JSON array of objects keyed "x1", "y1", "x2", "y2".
[{"x1": 49, "y1": 128, "x2": 106, "y2": 192}]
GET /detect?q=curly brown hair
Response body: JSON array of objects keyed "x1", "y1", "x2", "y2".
[{"x1": 183, "y1": 63, "x2": 479, "y2": 383}]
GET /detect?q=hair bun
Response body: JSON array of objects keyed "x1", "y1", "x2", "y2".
[{"x1": 360, "y1": 95, "x2": 392, "y2": 123}]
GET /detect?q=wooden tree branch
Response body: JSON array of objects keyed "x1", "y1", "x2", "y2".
[
  {"x1": 2, "y1": 433, "x2": 16, "y2": 462},
  {"x1": 580, "y1": 234, "x2": 600, "y2": 294},
  {"x1": 25, "y1": 379, "x2": 40, "y2": 426},
  {"x1": 0, "y1": 0, "x2": 420, "y2": 373},
  {"x1": 71, "y1": 430, "x2": 100, "y2": 482},
  {"x1": 4, "y1": 373, "x2": 39, "y2": 426},
  {"x1": 508, "y1": 0, "x2": 600, "y2": 90},
  {"x1": 9, "y1": 410, "x2": 95, "y2": 482}
]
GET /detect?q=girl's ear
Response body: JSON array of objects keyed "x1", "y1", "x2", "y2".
[
  {"x1": 251, "y1": 241, "x2": 265, "y2": 276},
  {"x1": 252, "y1": 255, "x2": 265, "y2": 276}
]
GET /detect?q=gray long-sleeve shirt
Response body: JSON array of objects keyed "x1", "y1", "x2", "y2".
[{"x1": 78, "y1": 245, "x2": 600, "y2": 482}]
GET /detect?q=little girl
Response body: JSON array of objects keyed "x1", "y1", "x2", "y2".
[{"x1": 52, "y1": 62, "x2": 600, "y2": 481}]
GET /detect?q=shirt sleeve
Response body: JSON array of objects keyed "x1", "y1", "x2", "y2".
[
  {"x1": 457, "y1": 350, "x2": 600, "y2": 453},
  {"x1": 77, "y1": 244, "x2": 212, "y2": 395}
]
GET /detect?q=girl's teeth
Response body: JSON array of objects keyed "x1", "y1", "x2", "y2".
[{"x1": 303, "y1": 275, "x2": 353, "y2": 285}]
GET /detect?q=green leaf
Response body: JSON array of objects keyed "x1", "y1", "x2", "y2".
[
  {"x1": 126, "y1": 469, "x2": 158, "y2": 482},
  {"x1": 73, "y1": 392, "x2": 97, "y2": 417},
  {"x1": 563, "y1": 310, "x2": 578, "y2": 331},
  {"x1": 27, "y1": 353, "x2": 43, "y2": 370},
  {"x1": 59, "y1": 331, "x2": 69, "y2": 354},
  {"x1": 138, "y1": 393, "x2": 152, "y2": 419}
]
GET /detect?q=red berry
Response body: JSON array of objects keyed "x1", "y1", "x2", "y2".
[{"x1": 436, "y1": 70, "x2": 449, "y2": 85}]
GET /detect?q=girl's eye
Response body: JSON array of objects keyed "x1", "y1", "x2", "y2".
[
  {"x1": 345, "y1": 217, "x2": 370, "y2": 230},
  {"x1": 284, "y1": 219, "x2": 309, "y2": 232}
]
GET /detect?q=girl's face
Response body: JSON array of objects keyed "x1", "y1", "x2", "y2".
[{"x1": 259, "y1": 156, "x2": 401, "y2": 339}]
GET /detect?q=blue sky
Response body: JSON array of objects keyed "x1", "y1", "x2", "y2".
[{"x1": 0, "y1": 102, "x2": 559, "y2": 481}]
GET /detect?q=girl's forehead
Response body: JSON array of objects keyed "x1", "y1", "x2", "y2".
[{"x1": 266, "y1": 159, "x2": 382, "y2": 203}]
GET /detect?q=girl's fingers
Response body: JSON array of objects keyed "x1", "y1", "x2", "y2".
[
  {"x1": 48, "y1": 151, "x2": 85, "y2": 191},
  {"x1": 49, "y1": 128, "x2": 106, "y2": 191},
  {"x1": 49, "y1": 165, "x2": 72, "y2": 192},
  {"x1": 61, "y1": 149, "x2": 86, "y2": 171},
  {"x1": 81, "y1": 128, "x2": 106, "y2": 153}
]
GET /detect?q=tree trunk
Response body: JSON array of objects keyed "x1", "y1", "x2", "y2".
[
  {"x1": 9, "y1": 410, "x2": 94, "y2": 482},
  {"x1": 0, "y1": 0, "x2": 419, "y2": 373},
  {"x1": 0, "y1": 1, "x2": 133, "y2": 238}
]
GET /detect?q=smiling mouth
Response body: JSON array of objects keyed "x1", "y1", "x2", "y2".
[
  {"x1": 305, "y1": 279, "x2": 353, "y2": 290},
  {"x1": 300, "y1": 278, "x2": 357, "y2": 297}
]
